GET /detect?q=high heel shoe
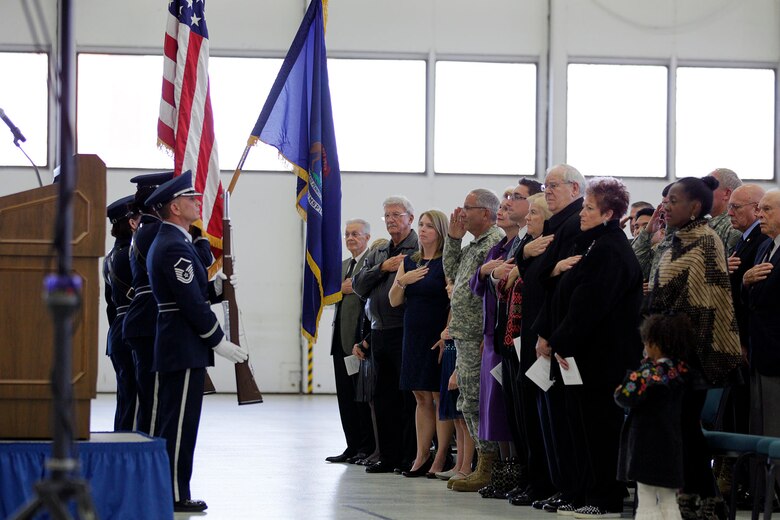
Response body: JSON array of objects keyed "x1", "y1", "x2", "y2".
[{"x1": 402, "y1": 455, "x2": 433, "y2": 478}]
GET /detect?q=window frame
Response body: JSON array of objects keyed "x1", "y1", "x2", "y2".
[
  {"x1": 432, "y1": 55, "x2": 541, "y2": 177},
  {"x1": 565, "y1": 57, "x2": 779, "y2": 181},
  {"x1": 0, "y1": 49, "x2": 51, "y2": 170},
  {"x1": 674, "y1": 60, "x2": 778, "y2": 182}
]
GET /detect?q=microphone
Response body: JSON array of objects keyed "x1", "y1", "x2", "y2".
[{"x1": 0, "y1": 107, "x2": 27, "y2": 143}]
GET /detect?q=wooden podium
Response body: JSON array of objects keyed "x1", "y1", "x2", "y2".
[{"x1": 0, "y1": 154, "x2": 106, "y2": 439}]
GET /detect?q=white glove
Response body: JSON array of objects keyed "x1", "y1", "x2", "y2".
[
  {"x1": 213, "y1": 338, "x2": 249, "y2": 363},
  {"x1": 214, "y1": 272, "x2": 238, "y2": 296}
]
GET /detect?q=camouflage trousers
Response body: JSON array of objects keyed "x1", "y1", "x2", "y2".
[{"x1": 454, "y1": 338, "x2": 498, "y2": 454}]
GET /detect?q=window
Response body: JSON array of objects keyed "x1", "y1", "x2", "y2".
[
  {"x1": 209, "y1": 57, "x2": 284, "y2": 172},
  {"x1": 77, "y1": 54, "x2": 168, "y2": 169},
  {"x1": 676, "y1": 67, "x2": 775, "y2": 180},
  {"x1": 78, "y1": 54, "x2": 428, "y2": 173},
  {"x1": 567, "y1": 64, "x2": 667, "y2": 178},
  {"x1": 435, "y1": 61, "x2": 536, "y2": 175},
  {"x1": 0, "y1": 52, "x2": 48, "y2": 167},
  {"x1": 77, "y1": 54, "x2": 288, "y2": 171},
  {"x1": 328, "y1": 59, "x2": 426, "y2": 173}
]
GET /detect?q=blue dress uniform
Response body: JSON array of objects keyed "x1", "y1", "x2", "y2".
[
  {"x1": 123, "y1": 171, "x2": 174, "y2": 435},
  {"x1": 103, "y1": 195, "x2": 138, "y2": 431},
  {"x1": 145, "y1": 172, "x2": 224, "y2": 507},
  {"x1": 124, "y1": 172, "x2": 216, "y2": 436}
]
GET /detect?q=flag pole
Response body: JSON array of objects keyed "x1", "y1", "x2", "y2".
[
  {"x1": 205, "y1": 139, "x2": 253, "y2": 279},
  {"x1": 226, "y1": 138, "x2": 256, "y2": 195}
]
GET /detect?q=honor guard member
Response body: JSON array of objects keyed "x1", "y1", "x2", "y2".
[
  {"x1": 123, "y1": 171, "x2": 175, "y2": 435},
  {"x1": 124, "y1": 171, "x2": 216, "y2": 436},
  {"x1": 103, "y1": 195, "x2": 140, "y2": 431},
  {"x1": 145, "y1": 171, "x2": 247, "y2": 513}
]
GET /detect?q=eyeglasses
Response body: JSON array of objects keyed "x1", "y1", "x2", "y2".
[
  {"x1": 510, "y1": 193, "x2": 528, "y2": 201},
  {"x1": 344, "y1": 231, "x2": 365, "y2": 238},
  {"x1": 727, "y1": 202, "x2": 758, "y2": 211},
  {"x1": 463, "y1": 205, "x2": 487, "y2": 211},
  {"x1": 541, "y1": 181, "x2": 572, "y2": 191},
  {"x1": 382, "y1": 212, "x2": 408, "y2": 221}
]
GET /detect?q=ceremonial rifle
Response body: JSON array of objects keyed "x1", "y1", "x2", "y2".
[{"x1": 222, "y1": 191, "x2": 263, "y2": 404}]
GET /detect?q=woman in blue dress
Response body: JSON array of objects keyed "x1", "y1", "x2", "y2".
[{"x1": 389, "y1": 209, "x2": 451, "y2": 477}]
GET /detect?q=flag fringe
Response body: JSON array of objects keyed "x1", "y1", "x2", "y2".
[{"x1": 157, "y1": 138, "x2": 174, "y2": 156}]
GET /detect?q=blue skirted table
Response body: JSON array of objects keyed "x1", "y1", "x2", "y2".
[{"x1": 0, "y1": 432, "x2": 173, "y2": 520}]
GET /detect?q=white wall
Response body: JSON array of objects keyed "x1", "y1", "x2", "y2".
[{"x1": 1, "y1": 0, "x2": 778, "y2": 393}]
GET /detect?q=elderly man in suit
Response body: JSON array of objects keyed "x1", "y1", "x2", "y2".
[
  {"x1": 714, "y1": 184, "x2": 769, "y2": 499},
  {"x1": 743, "y1": 190, "x2": 780, "y2": 439},
  {"x1": 727, "y1": 185, "x2": 768, "y2": 355},
  {"x1": 325, "y1": 219, "x2": 374, "y2": 463}
]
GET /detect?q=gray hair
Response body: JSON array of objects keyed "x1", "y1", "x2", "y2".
[
  {"x1": 345, "y1": 218, "x2": 370, "y2": 235},
  {"x1": 710, "y1": 168, "x2": 742, "y2": 192},
  {"x1": 383, "y1": 196, "x2": 414, "y2": 216},
  {"x1": 527, "y1": 193, "x2": 552, "y2": 220},
  {"x1": 548, "y1": 163, "x2": 586, "y2": 194},
  {"x1": 470, "y1": 188, "x2": 500, "y2": 220}
]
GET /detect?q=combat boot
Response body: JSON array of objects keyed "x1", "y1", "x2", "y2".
[{"x1": 452, "y1": 450, "x2": 497, "y2": 492}]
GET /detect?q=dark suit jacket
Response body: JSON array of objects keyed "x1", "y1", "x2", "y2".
[
  {"x1": 331, "y1": 253, "x2": 367, "y2": 356},
  {"x1": 730, "y1": 223, "x2": 769, "y2": 347},
  {"x1": 746, "y1": 237, "x2": 780, "y2": 376}
]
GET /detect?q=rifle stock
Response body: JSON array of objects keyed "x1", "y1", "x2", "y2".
[
  {"x1": 203, "y1": 372, "x2": 216, "y2": 395},
  {"x1": 222, "y1": 194, "x2": 263, "y2": 405}
]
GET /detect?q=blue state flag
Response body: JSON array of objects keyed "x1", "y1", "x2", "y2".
[{"x1": 250, "y1": 0, "x2": 342, "y2": 345}]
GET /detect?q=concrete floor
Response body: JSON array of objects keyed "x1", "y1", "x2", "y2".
[{"x1": 89, "y1": 393, "x2": 755, "y2": 520}]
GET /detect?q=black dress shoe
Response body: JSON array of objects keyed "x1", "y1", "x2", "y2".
[
  {"x1": 533, "y1": 492, "x2": 562, "y2": 510},
  {"x1": 347, "y1": 452, "x2": 368, "y2": 464},
  {"x1": 365, "y1": 461, "x2": 395, "y2": 473},
  {"x1": 506, "y1": 486, "x2": 527, "y2": 499},
  {"x1": 174, "y1": 499, "x2": 208, "y2": 512},
  {"x1": 394, "y1": 463, "x2": 411, "y2": 474},
  {"x1": 542, "y1": 498, "x2": 570, "y2": 513},
  {"x1": 402, "y1": 456, "x2": 433, "y2": 478},
  {"x1": 325, "y1": 451, "x2": 353, "y2": 463},
  {"x1": 510, "y1": 492, "x2": 536, "y2": 506}
]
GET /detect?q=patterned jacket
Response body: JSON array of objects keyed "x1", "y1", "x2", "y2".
[
  {"x1": 647, "y1": 219, "x2": 743, "y2": 386},
  {"x1": 443, "y1": 225, "x2": 503, "y2": 342},
  {"x1": 615, "y1": 357, "x2": 688, "y2": 488}
]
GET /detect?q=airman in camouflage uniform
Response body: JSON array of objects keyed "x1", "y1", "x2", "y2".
[
  {"x1": 443, "y1": 188, "x2": 503, "y2": 491},
  {"x1": 706, "y1": 168, "x2": 743, "y2": 252}
]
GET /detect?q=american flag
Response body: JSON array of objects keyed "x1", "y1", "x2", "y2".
[{"x1": 158, "y1": 0, "x2": 224, "y2": 251}]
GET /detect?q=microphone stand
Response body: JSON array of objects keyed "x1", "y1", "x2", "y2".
[
  {"x1": 14, "y1": 139, "x2": 43, "y2": 187},
  {"x1": 9, "y1": 0, "x2": 96, "y2": 518}
]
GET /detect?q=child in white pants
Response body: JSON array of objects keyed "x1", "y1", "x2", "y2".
[{"x1": 615, "y1": 313, "x2": 693, "y2": 520}]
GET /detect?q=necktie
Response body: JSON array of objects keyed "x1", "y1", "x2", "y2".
[
  {"x1": 345, "y1": 258, "x2": 356, "y2": 279},
  {"x1": 764, "y1": 244, "x2": 775, "y2": 263},
  {"x1": 732, "y1": 236, "x2": 745, "y2": 255}
]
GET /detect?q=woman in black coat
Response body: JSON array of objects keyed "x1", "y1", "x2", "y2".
[{"x1": 536, "y1": 177, "x2": 644, "y2": 517}]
